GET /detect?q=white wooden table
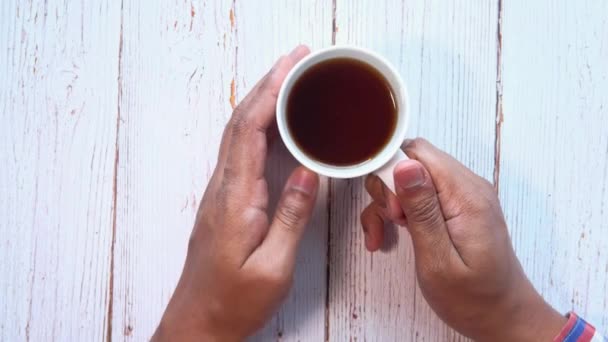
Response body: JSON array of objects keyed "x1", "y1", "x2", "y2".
[{"x1": 1, "y1": 1, "x2": 607, "y2": 341}]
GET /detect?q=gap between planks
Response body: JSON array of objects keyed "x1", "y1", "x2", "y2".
[
  {"x1": 106, "y1": 0, "x2": 125, "y2": 341},
  {"x1": 324, "y1": 1, "x2": 338, "y2": 341},
  {"x1": 493, "y1": 0, "x2": 504, "y2": 192}
]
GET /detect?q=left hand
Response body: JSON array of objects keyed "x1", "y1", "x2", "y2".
[{"x1": 152, "y1": 45, "x2": 318, "y2": 342}]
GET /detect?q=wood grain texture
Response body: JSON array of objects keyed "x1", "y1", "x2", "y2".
[
  {"x1": 0, "y1": 0, "x2": 121, "y2": 340},
  {"x1": 499, "y1": 0, "x2": 608, "y2": 333},
  {"x1": 328, "y1": 1, "x2": 498, "y2": 341},
  {"x1": 233, "y1": 1, "x2": 332, "y2": 341},
  {"x1": 111, "y1": 0, "x2": 236, "y2": 340},
  {"x1": 3, "y1": 1, "x2": 608, "y2": 341},
  {"x1": 111, "y1": 1, "x2": 331, "y2": 341}
]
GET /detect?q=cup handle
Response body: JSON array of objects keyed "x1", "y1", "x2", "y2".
[{"x1": 373, "y1": 149, "x2": 409, "y2": 194}]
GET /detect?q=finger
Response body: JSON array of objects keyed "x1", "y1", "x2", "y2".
[
  {"x1": 361, "y1": 202, "x2": 386, "y2": 252},
  {"x1": 215, "y1": 59, "x2": 277, "y2": 169},
  {"x1": 402, "y1": 138, "x2": 473, "y2": 186},
  {"x1": 365, "y1": 175, "x2": 386, "y2": 205},
  {"x1": 365, "y1": 175, "x2": 407, "y2": 225},
  {"x1": 402, "y1": 138, "x2": 492, "y2": 219},
  {"x1": 221, "y1": 46, "x2": 310, "y2": 185},
  {"x1": 393, "y1": 160, "x2": 463, "y2": 269},
  {"x1": 246, "y1": 167, "x2": 319, "y2": 272}
]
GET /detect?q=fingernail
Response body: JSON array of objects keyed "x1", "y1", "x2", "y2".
[
  {"x1": 394, "y1": 161, "x2": 426, "y2": 190},
  {"x1": 289, "y1": 168, "x2": 318, "y2": 196},
  {"x1": 402, "y1": 138, "x2": 415, "y2": 149}
]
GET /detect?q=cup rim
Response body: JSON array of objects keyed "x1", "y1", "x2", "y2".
[{"x1": 276, "y1": 45, "x2": 409, "y2": 179}]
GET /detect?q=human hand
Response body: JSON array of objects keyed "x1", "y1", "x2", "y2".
[
  {"x1": 152, "y1": 46, "x2": 318, "y2": 342},
  {"x1": 362, "y1": 138, "x2": 566, "y2": 341}
]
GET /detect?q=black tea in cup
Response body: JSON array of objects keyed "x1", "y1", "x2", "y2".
[{"x1": 286, "y1": 58, "x2": 397, "y2": 166}]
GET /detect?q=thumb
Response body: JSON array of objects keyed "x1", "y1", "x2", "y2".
[
  {"x1": 394, "y1": 160, "x2": 455, "y2": 266},
  {"x1": 254, "y1": 167, "x2": 319, "y2": 271}
]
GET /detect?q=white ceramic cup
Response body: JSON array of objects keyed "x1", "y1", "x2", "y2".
[{"x1": 276, "y1": 46, "x2": 410, "y2": 193}]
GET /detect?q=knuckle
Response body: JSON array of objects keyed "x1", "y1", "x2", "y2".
[
  {"x1": 276, "y1": 206, "x2": 300, "y2": 230},
  {"x1": 277, "y1": 205, "x2": 302, "y2": 228},
  {"x1": 275, "y1": 190, "x2": 308, "y2": 230},
  {"x1": 409, "y1": 194, "x2": 443, "y2": 227}
]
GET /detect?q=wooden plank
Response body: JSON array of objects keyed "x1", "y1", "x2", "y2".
[
  {"x1": 0, "y1": 0, "x2": 121, "y2": 340},
  {"x1": 328, "y1": 1, "x2": 498, "y2": 340},
  {"x1": 233, "y1": 1, "x2": 332, "y2": 341},
  {"x1": 110, "y1": 0, "x2": 236, "y2": 340},
  {"x1": 112, "y1": 1, "x2": 331, "y2": 341},
  {"x1": 499, "y1": 0, "x2": 608, "y2": 332}
]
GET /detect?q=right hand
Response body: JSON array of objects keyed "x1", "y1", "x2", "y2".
[{"x1": 362, "y1": 138, "x2": 566, "y2": 341}]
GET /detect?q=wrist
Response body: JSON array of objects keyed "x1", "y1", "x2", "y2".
[
  {"x1": 506, "y1": 298, "x2": 566, "y2": 342},
  {"x1": 152, "y1": 317, "x2": 242, "y2": 342},
  {"x1": 477, "y1": 290, "x2": 566, "y2": 342},
  {"x1": 152, "y1": 305, "x2": 243, "y2": 342}
]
